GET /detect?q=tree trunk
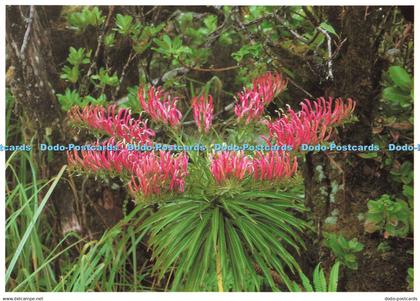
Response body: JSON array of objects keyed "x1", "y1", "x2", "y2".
[{"x1": 6, "y1": 5, "x2": 82, "y2": 235}]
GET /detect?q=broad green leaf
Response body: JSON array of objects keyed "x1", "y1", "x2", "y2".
[
  {"x1": 389, "y1": 66, "x2": 412, "y2": 90},
  {"x1": 383, "y1": 87, "x2": 412, "y2": 107}
]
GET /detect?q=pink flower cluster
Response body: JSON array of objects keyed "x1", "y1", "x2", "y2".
[
  {"x1": 67, "y1": 138, "x2": 137, "y2": 174},
  {"x1": 192, "y1": 94, "x2": 214, "y2": 133},
  {"x1": 234, "y1": 91, "x2": 265, "y2": 125},
  {"x1": 234, "y1": 72, "x2": 287, "y2": 124},
  {"x1": 138, "y1": 86, "x2": 182, "y2": 127},
  {"x1": 66, "y1": 73, "x2": 356, "y2": 197},
  {"x1": 209, "y1": 150, "x2": 298, "y2": 183},
  {"x1": 253, "y1": 72, "x2": 288, "y2": 104},
  {"x1": 67, "y1": 139, "x2": 188, "y2": 198},
  {"x1": 299, "y1": 97, "x2": 355, "y2": 125},
  {"x1": 209, "y1": 151, "x2": 252, "y2": 183},
  {"x1": 252, "y1": 151, "x2": 297, "y2": 181},
  {"x1": 128, "y1": 151, "x2": 188, "y2": 197},
  {"x1": 68, "y1": 105, "x2": 155, "y2": 144},
  {"x1": 265, "y1": 97, "x2": 355, "y2": 150}
]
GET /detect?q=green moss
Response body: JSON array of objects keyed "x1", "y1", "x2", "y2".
[
  {"x1": 319, "y1": 186, "x2": 328, "y2": 197},
  {"x1": 329, "y1": 180, "x2": 344, "y2": 204},
  {"x1": 315, "y1": 165, "x2": 325, "y2": 182}
]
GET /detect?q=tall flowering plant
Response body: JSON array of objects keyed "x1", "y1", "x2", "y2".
[{"x1": 66, "y1": 71, "x2": 356, "y2": 291}]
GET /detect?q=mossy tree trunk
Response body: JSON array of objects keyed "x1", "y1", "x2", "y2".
[{"x1": 6, "y1": 6, "x2": 82, "y2": 235}]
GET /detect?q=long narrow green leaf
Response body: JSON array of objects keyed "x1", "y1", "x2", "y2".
[
  {"x1": 328, "y1": 262, "x2": 340, "y2": 292},
  {"x1": 6, "y1": 165, "x2": 67, "y2": 282},
  {"x1": 313, "y1": 263, "x2": 327, "y2": 292},
  {"x1": 299, "y1": 271, "x2": 314, "y2": 292}
]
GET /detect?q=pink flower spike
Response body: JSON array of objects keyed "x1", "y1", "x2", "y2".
[
  {"x1": 264, "y1": 97, "x2": 355, "y2": 150},
  {"x1": 210, "y1": 151, "x2": 252, "y2": 183},
  {"x1": 234, "y1": 90, "x2": 265, "y2": 124},
  {"x1": 234, "y1": 72, "x2": 287, "y2": 124},
  {"x1": 129, "y1": 151, "x2": 189, "y2": 197},
  {"x1": 192, "y1": 94, "x2": 214, "y2": 133},
  {"x1": 68, "y1": 104, "x2": 155, "y2": 144},
  {"x1": 138, "y1": 85, "x2": 183, "y2": 127},
  {"x1": 253, "y1": 72, "x2": 288, "y2": 104},
  {"x1": 252, "y1": 151, "x2": 298, "y2": 181},
  {"x1": 67, "y1": 141, "x2": 189, "y2": 198}
]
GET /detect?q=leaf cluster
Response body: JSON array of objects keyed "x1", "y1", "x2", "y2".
[{"x1": 323, "y1": 233, "x2": 364, "y2": 270}]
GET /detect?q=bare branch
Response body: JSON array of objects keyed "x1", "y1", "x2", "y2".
[
  {"x1": 86, "y1": 6, "x2": 115, "y2": 79},
  {"x1": 287, "y1": 77, "x2": 315, "y2": 99},
  {"x1": 317, "y1": 26, "x2": 334, "y2": 80},
  {"x1": 115, "y1": 51, "x2": 137, "y2": 97},
  {"x1": 19, "y1": 5, "x2": 35, "y2": 59}
]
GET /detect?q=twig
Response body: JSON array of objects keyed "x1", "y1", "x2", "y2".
[
  {"x1": 287, "y1": 77, "x2": 315, "y2": 99},
  {"x1": 237, "y1": 9, "x2": 310, "y2": 46},
  {"x1": 331, "y1": 37, "x2": 348, "y2": 61},
  {"x1": 233, "y1": 7, "x2": 258, "y2": 44},
  {"x1": 10, "y1": 39, "x2": 21, "y2": 59},
  {"x1": 161, "y1": 67, "x2": 189, "y2": 83},
  {"x1": 237, "y1": 12, "x2": 274, "y2": 30},
  {"x1": 182, "y1": 62, "x2": 240, "y2": 73},
  {"x1": 317, "y1": 26, "x2": 334, "y2": 80},
  {"x1": 145, "y1": 6, "x2": 159, "y2": 16},
  {"x1": 373, "y1": 7, "x2": 393, "y2": 50},
  {"x1": 204, "y1": 11, "x2": 227, "y2": 48},
  {"x1": 19, "y1": 5, "x2": 35, "y2": 59},
  {"x1": 115, "y1": 50, "x2": 137, "y2": 96},
  {"x1": 85, "y1": 6, "x2": 115, "y2": 80},
  {"x1": 274, "y1": 13, "x2": 309, "y2": 44}
]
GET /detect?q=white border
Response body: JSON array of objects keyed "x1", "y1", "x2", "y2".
[
  {"x1": 2, "y1": 0, "x2": 419, "y2": 5},
  {"x1": 1, "y1": 1, "x2": 418, "y2": 300}
]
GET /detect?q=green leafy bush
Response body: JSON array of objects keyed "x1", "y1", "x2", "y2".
[
  {"x1": 323, "y1": 233, "x2": 364, "y2": 270},
  {"x1": 383, "y1": 66, "x2": 413, "y2": 108},
  {"x1": 56, "y1": 89, "x2": 107, "y2": 111},
  {"x1": 364, "y1": 194, "x2": 410, "y2": 238},
  {"x1": 115, "y1": 14, "x2": 135, "y2": 36},
  {"x1": 232, "y1": 44, "x2": 263, "y2": 63},
  {"x1": 60, "y1": 47, "x2": 91, "y2": 84},
  {"x1": 67, "y1": 7, "x2": 105, "y2": 32},
  {"x1": 390, "y1": 161, "x2": 414, "y2": 185},
  {"x1": 91, "y1": 68, "x2": 119, "y2": 88},
  {"x1": 152, "y1": 34, "x2": 192, "y2": 64}
]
